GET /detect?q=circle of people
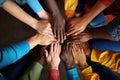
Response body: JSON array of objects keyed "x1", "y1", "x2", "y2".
[{"x1": 0, "y1": 0, "x2": 120, "y2": 80}]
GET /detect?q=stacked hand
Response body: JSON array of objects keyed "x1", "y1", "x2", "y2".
[
  {"x1": 67, "y1": 17, "x2": 88, "y2": 36},
  {"x1": 52, "y1": 15, "x2": 66, "y2": 43},
  {"x1": 45, "y1": 42, "x2": 61, "y2": 70},
  {"x1": 61, "y1": 43, "x2": 75, "y2": 69},
  {"x1": 34, "y1": 20, "x2": 54, "y2": 37},
  {"x1": 67, "y1": 31, "x2": 93, "y2": 43},
  {"x1": 72, "y1": 42, "x2": 88, "y2": 67}
]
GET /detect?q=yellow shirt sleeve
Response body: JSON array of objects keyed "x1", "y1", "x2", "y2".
[
  {"x1": 91, "y1": 49, "x2": 120, "y2": 74},
  {"x1": 81, "y1": 66, "x2": 100, "y2": 80},
  {"x1": 64, "y1": 0, "x2": 78, "y2": 16}
]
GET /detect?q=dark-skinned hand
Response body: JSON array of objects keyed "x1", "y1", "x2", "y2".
[
  {"x1": 60, "y1": 42, "x2": 75, "y2": 70},
  {"x1": 52, "y1": 15, "x2": 66, "y2": 43}
]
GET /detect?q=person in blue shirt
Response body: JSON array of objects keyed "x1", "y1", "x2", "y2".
[{"x1": 0, "y1": 33, "x2": 56, "y2": 79}]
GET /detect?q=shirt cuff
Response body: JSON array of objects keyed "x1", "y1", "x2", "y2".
[
  {"x1": 66, "y1": 68, "x2": 80, "y2": 80},
  {"x1": 26, "y1": 0, "x2": 43, "y2": 13},
  {"x1": 49, "y1": 69, "x2": 60, "y2": 80}
]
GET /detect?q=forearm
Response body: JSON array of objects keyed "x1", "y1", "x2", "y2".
[
  {"x1": 89, "y1": 27, "x2": 113, "y2": 40},
  {"x1": 26, "y1": 34, "x2": 40, "y2": 49},
  {"x1": 25, "y1": 0, "x2": 50, "y2": 19},
  {"x1": 45, "y1": 0, "x2": 61, "y2": 16},
  {"x1": 2, "y1": 0, "x2": 38, "y2": 29},
  {"x1": 83, "y1": 0, "x2": 107, "y2": 25}
]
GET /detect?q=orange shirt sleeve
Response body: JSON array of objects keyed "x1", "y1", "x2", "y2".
[{"x1": 64, "y1": 0, "x2": 78, "y2": 16}]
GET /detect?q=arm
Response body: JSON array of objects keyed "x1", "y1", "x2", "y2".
[
  {"x1": 20, "y1": 47, "x2": 46, "y2": 80},
  {"x1": 26, "y1": 0, "x2": 50, "y2": 20},
  {"x1": 61, "y1": 43, "x2": 80, "y2": 80},
  {"x1": 0, "y1": 33, "x2": 56, "y2": 69},
  {"x1": 0, "y1": 40, "x2": 30, "y2": 69},
  {"x1": 2, "y1": 0, "x2": 38, "y2": 30},
  {"x1": 45, "y1": 0, "x2": 66, "y2": 43},
  {"x1": 2, "y1": 1, "x2": 53, "y2": 34},
  {"x1": 45, "y1": 42, "x2": 61, "y2": 80},
  {"x1": 67, "y1": 27, "x2": 113, "y2": 43},
  {"x1": 67, "y1": 0, "x2": 115, "y2": 36}
]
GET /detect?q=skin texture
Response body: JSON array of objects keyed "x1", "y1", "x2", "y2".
[
  {"x1": 72, "y1": 42, "x2": 88, "y2": 67},
  {"x1": 2, "y1": 0, "x2": 52, "y2": 36},
  {"x1": 45, "y1": 0, "x2": 66, "y2": 43},
  {"x1": 67, "y1": 26, "x2": 113, "y2": 43},
  {"x1": 60, "y1": 43, "x2": 75, "y2": 69},
  {"x1": 27, "y1": 34, "x2": 56, "y2": 49},
  {"x1": 67, "y1": 0, "x2": 109, "y2": 36},
  {"x1": 33, "y1": 20, "x2": 53, "y2": 36},
  {"x1": 37, "y1": 9, "x2": 50, "y2": 20},
  {"x1": 45, "y1": 42, "x2": 61, "y2": 70}
]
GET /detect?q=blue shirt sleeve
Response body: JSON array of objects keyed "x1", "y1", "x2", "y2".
[
  {"x1": 25, "y1": 0, "x2": 43, "y2": 13},
  {"x1": 66, "y1": 68, "x2": 80, "y2": 80},
  {"x1": 0, "y1": 41, "x2": 30, "y2": 69},
  {"x1": 0, "y1": 0, "x2": 7, "y2": 7}
]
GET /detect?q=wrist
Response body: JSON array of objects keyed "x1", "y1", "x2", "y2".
[
  {"x1": 79, "y1": 64, "x2": 89, "y2": 70},
  {"x1": 26, "y1": 34, "x2": 40, "y2": 49},
  {"x1": 65, "y1": 63, "x2": 75, "y2": 70},
  {"x1": 30, "y1": 20, "x2": 39, "y2": 30},
  {"x1": 50, "y1": 65, "x2": 59, "y2": 70}
]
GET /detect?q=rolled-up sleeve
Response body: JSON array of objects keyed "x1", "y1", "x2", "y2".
[
  {"x1": 0, "y1": 41, "x2": 30, "y2": 69},
  {"x1": 0, "y1": 0, "x2": 7, "y2": 7}
]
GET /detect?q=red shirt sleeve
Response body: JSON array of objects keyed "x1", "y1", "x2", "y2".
[
  {"x1": 49, "y1": 69, "x2": 60, "y2": 80},
  {"x1": 100, "y1": 0, "x2": 114, "y2": 7}
]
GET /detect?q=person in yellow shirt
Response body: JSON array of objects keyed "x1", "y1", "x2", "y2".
[
  {"x1": 71, "y1": 41, "x2": 120, "y2": 80},
  {"x1": 61, "y1": 41, "x2": 120, "y2": 80}
]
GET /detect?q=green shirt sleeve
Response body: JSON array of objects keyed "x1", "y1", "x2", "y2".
[
  {"x1": 20, "y1": 62, "x2": 43, "y2": 80},
  {"x1": 0, "y1": 0, "x2": 7, "y2": 7}
]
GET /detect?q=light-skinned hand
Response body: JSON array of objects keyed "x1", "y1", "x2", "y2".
[{"x1": 45, "y1": 42, "x2": 61, "y2": 70}]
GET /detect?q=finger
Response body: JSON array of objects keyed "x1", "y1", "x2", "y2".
[
  {"x1": 58, "y1": 44, "x2": 61, "y2": 55},
  {"x1": 50, "y1": 37, "x2": 57, "y2": 42},
  {"x1": 53, "y1": 23, "x2": 57, "y2": 37},
  {"x1": 44, "y1": 49, "x2": 49, "y2": 58},
  {"x1": 68, "y1": 43, "x2": 72, "y2": 53},
  {"x1": 67, "y1": 28, "x2": 78, "y2": 36},
  {"x1": 63, "y1": 27, "x2": 66, "y2": 41},
  {"x1": 57, "y1": 27, "x2": 61, "y2": 43},
  {"x1": 60, "y1": 29, "x2": 64, "y2": 43},
  {"x1": 50, "y1": 43, "x2": 54, "y2": 54},
  {"x1": 53, "y1": 42, "x2": 57, "y2": 54},
  {"x1": 57, "y1": 43, "x2": 61, "y2": 55}
]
